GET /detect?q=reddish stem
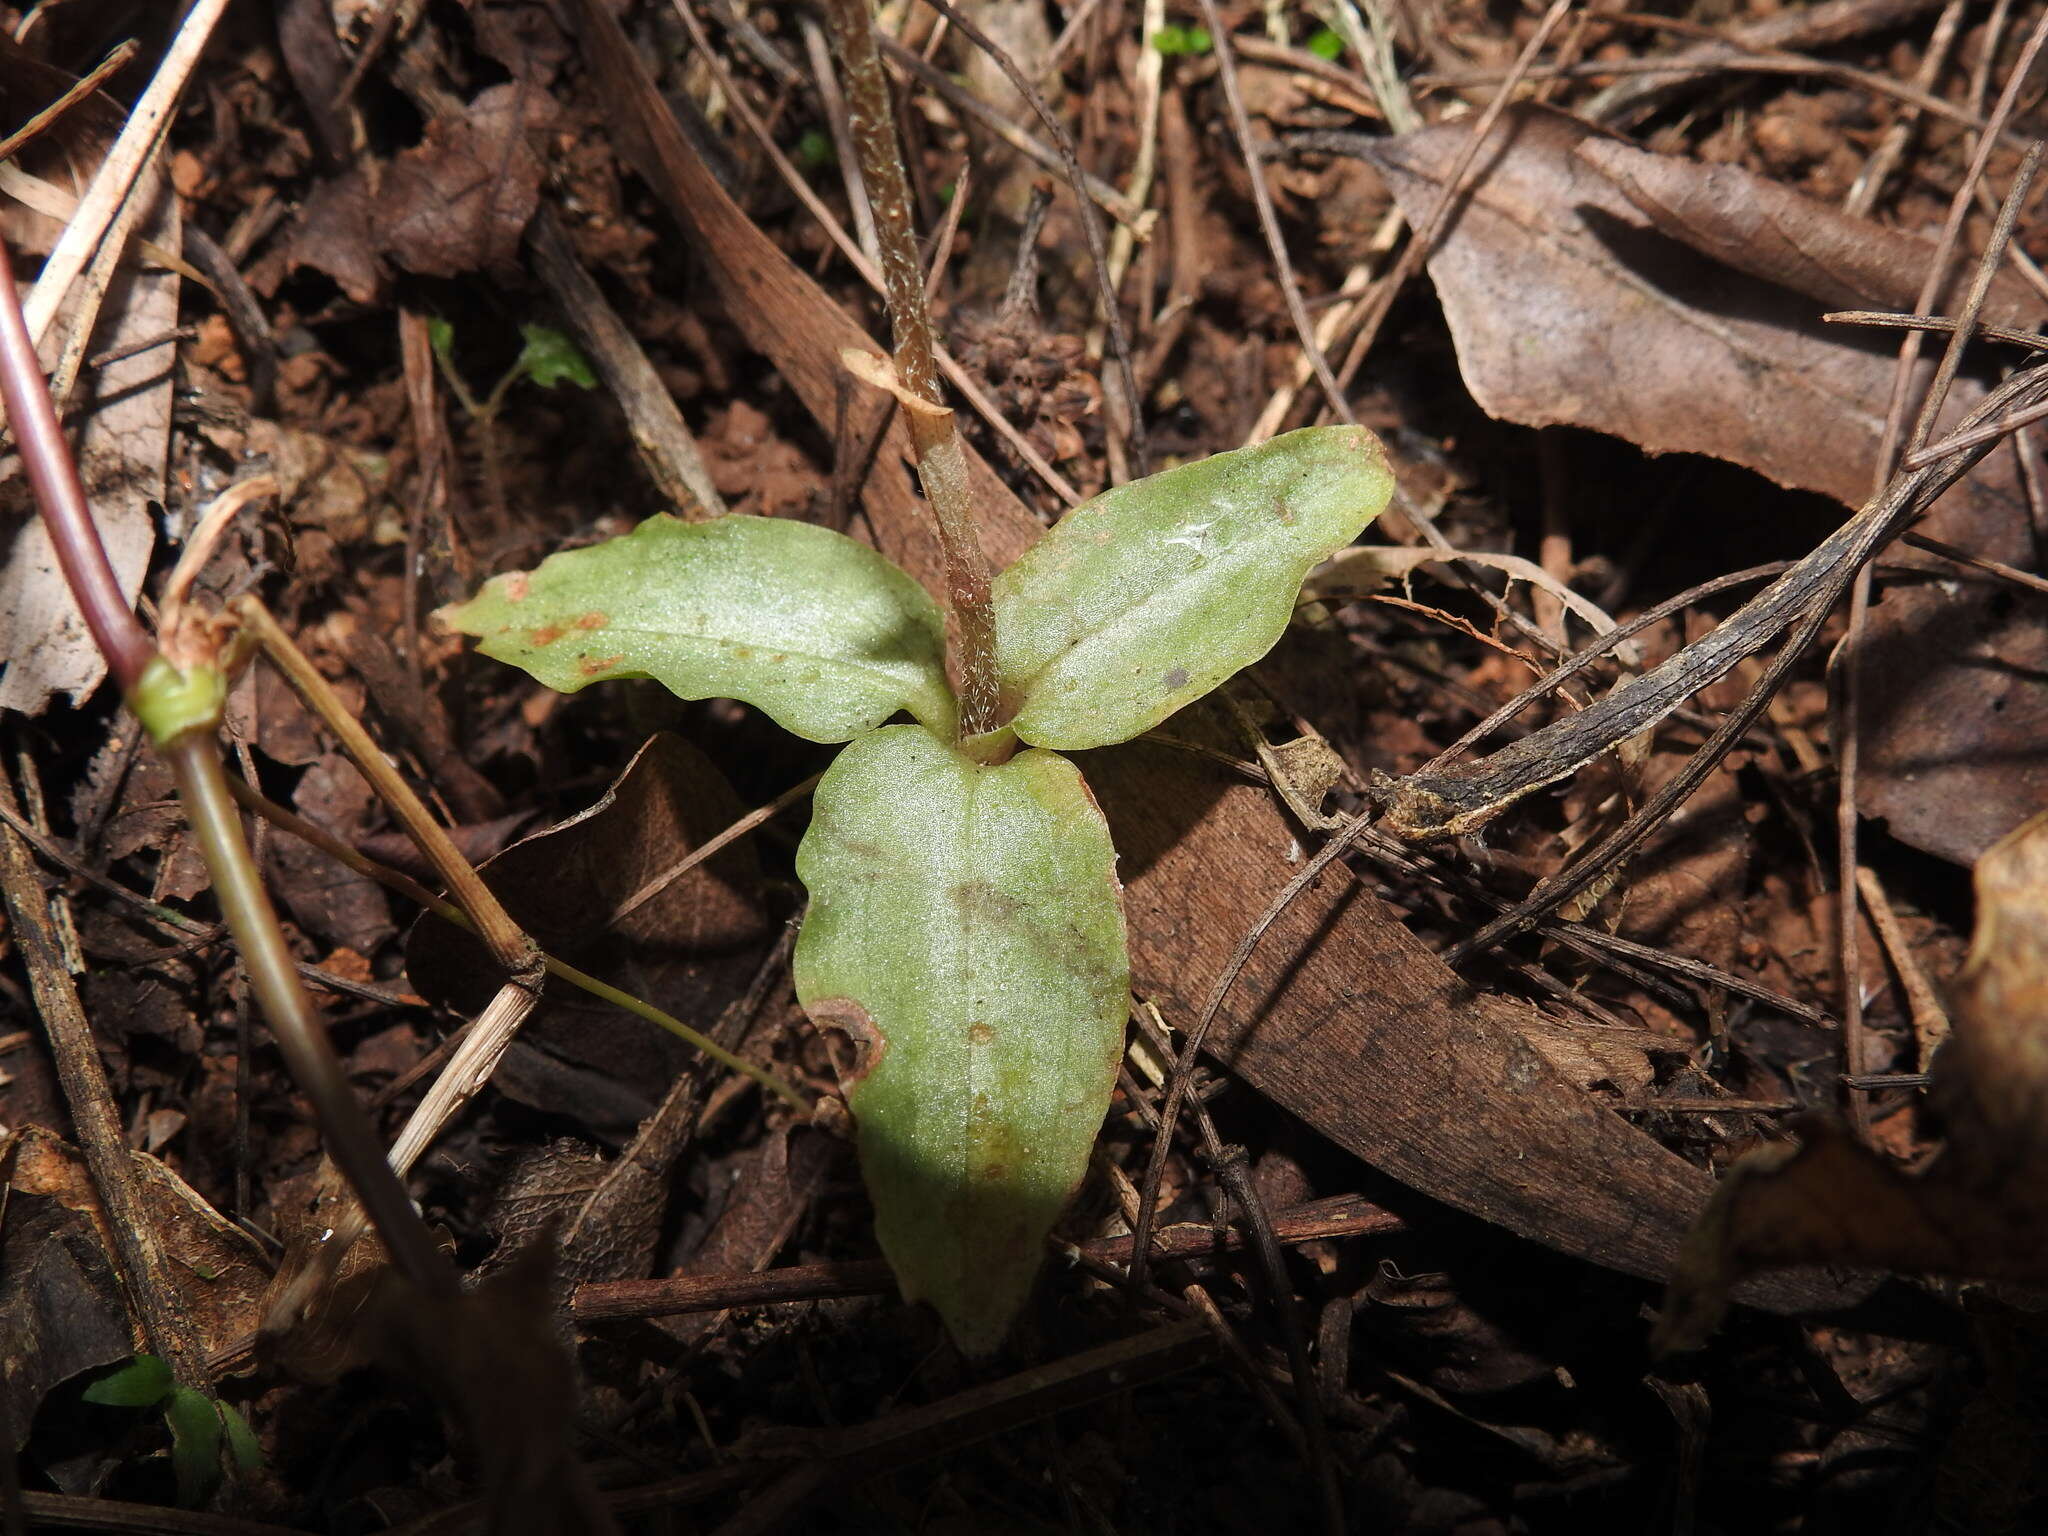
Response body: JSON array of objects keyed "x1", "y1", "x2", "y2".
[{"x1": 0, "y1": 234, "x2": 153, "y2": 693}]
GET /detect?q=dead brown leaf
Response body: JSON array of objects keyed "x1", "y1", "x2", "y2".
[
  {"x1": 374, "y1": 81, "x2": 559, "y2": 279},
  {"x1": 1658, "y1": 808, "x2": 2048, "y2": 1349},
  {"x1": 267, "y1": 752, "x2": 395, "y2": 956},
  {"x1": 2, "y1": 1125, "x2": 271, "y2": 1364},
  {"x1": 405, "y1": 733, "x2": 772, "y2": 1141},
  {"x1": 1361, "y1": 105, "x2": 2048, "y2": 866},
  {"x1": 272, "y1": 168, "x2": 385, "y2": 304},
  {"x1": 1575, "y1": 135, "x2": 2043, "y2": 330}
]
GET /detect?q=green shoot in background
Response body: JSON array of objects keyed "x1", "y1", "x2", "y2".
[{"x1": 82, "y1": 1355, "x2": 262, "y2": 1507}]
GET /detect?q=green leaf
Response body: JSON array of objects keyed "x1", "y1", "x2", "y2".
[
  {"x1": 218, "y1": 1403, "x2": 263, "y2": 1474},
  {"x1": 994, "y1": 425, "x2": 1392, "y2": 750},
  {"x1": 426, "y1": 316, "x2": 456, "y2": 365},
  {"x1": 164, "y1": 1388, "x2": 223, "y2": 1507},
  {"x1": 446, "y1": 514, "x2": 958, "y2": 743},
  {"x1": 796, "y1": 127, "x2": 836, "y2": 169},
  {"x1": 794, "y1": 725, "x2": 1129, "y2": 1354},
  {"x1": 1307, "y1": 26, "x2": 1345, "y2": 61},
  {"x1": 514, "y1": 323, "x2": 597, "y2": 391},
  {"x1": 81, "y1": 1354, "x2": 172, "y2": 1407},
  {"x1": 1150, "y1": 23, "x2": 1212, "y2": 54}
]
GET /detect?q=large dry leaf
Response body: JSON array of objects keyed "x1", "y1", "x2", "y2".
[
  {"x1": 1659, "y1": 808, "x2": 2048, "y2": 1348},
  {"x1": 561, "y1": 10, "x2": 1850, "y2": 1310},
  {"x1": 0, "y1": 1125, "x2": 271, "y2": 1363},
  {"x1": 0, "y1": 45, "x2": 169, "y2": 715},
  {"x1": 1363, "y1": 106, "x2": 2048, "y2": 865},
  {"x1": 406, "y1": 733, "x2": 771, "y2": 1140}
]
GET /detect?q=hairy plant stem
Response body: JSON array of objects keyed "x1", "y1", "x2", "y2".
[
  {"x1": 0, "y1": 232, "x2": 455, "y2": 1298},
  {"x1": 165, "y1": 733, "x2": 455, "y2": 1293},
  {"x1": 0, "y1": 235, "x2": 153, "y2": 690},
  {"x1": 821, "y1": 0, "x2": 1002, "y2": 736}
]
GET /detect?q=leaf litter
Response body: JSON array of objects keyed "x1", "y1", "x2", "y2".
[{"x1": 10, "y1": 0, "x2": 2048, "y2": 1529}]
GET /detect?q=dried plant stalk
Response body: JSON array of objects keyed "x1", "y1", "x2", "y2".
[{"x1": 821, "y1": 0, "x2": 1001, "y2": 736}]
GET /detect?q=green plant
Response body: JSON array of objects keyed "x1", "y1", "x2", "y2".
[
  {"x1": 428, "y1": 318, "x2": 597, "y2": 418},
  {"x1": 1150, "y1": 22, "x2": 1213, "y2": 55},
  {"x1": 447, "y1": 422, "x2": 1391, "y2": 1351},
  {"x1": 81, "y1": 1355, "x2": 262, "y2": 1506}
]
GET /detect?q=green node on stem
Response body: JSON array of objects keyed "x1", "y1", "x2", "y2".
[{"x1": 132, "y1": 655, "x2": 227, "y2": 749}]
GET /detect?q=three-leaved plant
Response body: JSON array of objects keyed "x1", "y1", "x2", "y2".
[{"x1": 447, "y1": 422, "x2": 1391, "y2": 1352}]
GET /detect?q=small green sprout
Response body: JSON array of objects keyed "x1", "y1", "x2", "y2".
[
  {"x1": 448, "y1": 426, "x2": 1392, "y2": 1352},
  {"x1": 796, "y1": 127, "x2": 836, "y2": 170},
  {"x1": 429, "y1": 318, "x2": 596, "y2": 420},
  {"x1": 82, "y1": 1355, "x2": 262, "y2": 1507},
  {"x1": 1150, "y1": 23, "x2": 1213, "y2": 55},
  {"x1": 1307, "y1": 26, "x2": 1345, "y2": 61}
]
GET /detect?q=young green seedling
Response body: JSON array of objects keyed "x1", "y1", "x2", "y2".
[
  {"x1": 81, "y1": 1355, "x2": 262, "y2": 1507},
  {"x1": 448, "y1": 424, "x2": 1392, "y2": 1352}
]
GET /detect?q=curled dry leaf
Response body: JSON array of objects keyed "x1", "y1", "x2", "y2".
[
  {"x1": 1362, "y1": 105, "x2": 2048, "y2": 864},
  {"x1": 1658, "y1": 810, "x2": 2048, "y2": 1350},
  {"x1": 406, "y1": 733, "x2": 771, "y2": 1140}
]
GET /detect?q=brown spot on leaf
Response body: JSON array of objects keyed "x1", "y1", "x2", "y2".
[
  {"x1": 574, "y1": 611, "x2": 608, "y2": 630},
  {"x1": 950, "y1": 880, "x2": 1025, "y2": 924},
  {"x1": 1163, "y1": 667, "x2": 1190, "y2": 691},
  {"x1": 804, "y1": 997, "x2": 887, "y2": 1089},
  {"x1": 968, "y1": 1022, "x2": 994, "y2": 1046},
  {"x1": 502, "y1": 572, "x2": 530, "y2": 602},
  {"x1": 528, "y1": 625, "x2": 564, "y2": 647},
  {"x1": 577, "y1": 653, "x2": 626, "y2": 676}
]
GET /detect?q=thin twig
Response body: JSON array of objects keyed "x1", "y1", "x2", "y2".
[
  {"x1": 664, "y1": 0, "x2": 1081, "y2": 508},
  {"x1": 607, "y1": 772, "x2": 821, "y2": 928},
  {"x1": 1844, "y1": 0, "x2": 1965, "y2": 218},
  {"x1": 1843, "y1": 33, "x2": 2048, "y2": 1130},
  {"x1": 1128, "y1": 811, "x2": 1375, "y2": 1295},
  {"x1": 0, "y1": 757, "x2": 213, "y2": 1387},
  {"x1": 1195, "y1": 0, "x2": 1356, "y2": 425},
  {"x1": 1901, "y1": 529, "x2": 2048, "y2": 595},
  {"x1": 910, "y1": 0, "x2": 1148, "y2": 472},
  {"x1": 24, "y1": 0, "x2": 229, "y2": 348},
  {"x1": 526, "y1": 206, "x2": 728, "y2": 518},
  {"x1": 823, "y1": 0, "x2": 1003, "y2": 736},
  {"x1": 1128, "y1": 1005, "x2": 1344, "y2": 1536},
  {"x1": 0, "y1": 38, "x2": 137, "y2": 164},
  {"x1": 800, "y1": 12, "x2": 881, "y2": 265}
]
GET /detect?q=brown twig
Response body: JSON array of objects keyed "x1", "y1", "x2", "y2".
[
  {"x1": 1844, "y1": 0, "x2": 1966, "y2": 218},
  {"x1": 0, "y1": 756, "x2": 212, "y2": 1387},
  {"x1": 0, "y1": 39, "x2": 137, "y2": 163},
  {"x1": 1331, "y1": 0, "x2": 1577, "y2": 404},
  {"x1": 526, "y1": 207, "x2": 727, "y2": 519},
  {"x1": 906, "y1": 0, "x2": 1148, "y2": 472},
  {"x1": 1377, "y1": 363, "x2": 2048, "y2": 844},
  {"x1": 1127, "y1": 1004, "x2": 1344, "y2": 1536},
  {"x1": 822, "y1": 0, "x2": 1003, "y2": 736},
  {"x1": 1194, "y1": 0, "x2": 1355, "y2": 425},
  {"x1": 1900, "y1": 530, "x2": 2048, "y2": 595},
  {"x1": 1842, "y1": 38, "x2": 2047, "y2": 1131},
  {"x1": 575, "y1": 1189, "x2": 1400, "y2": 1319}
]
